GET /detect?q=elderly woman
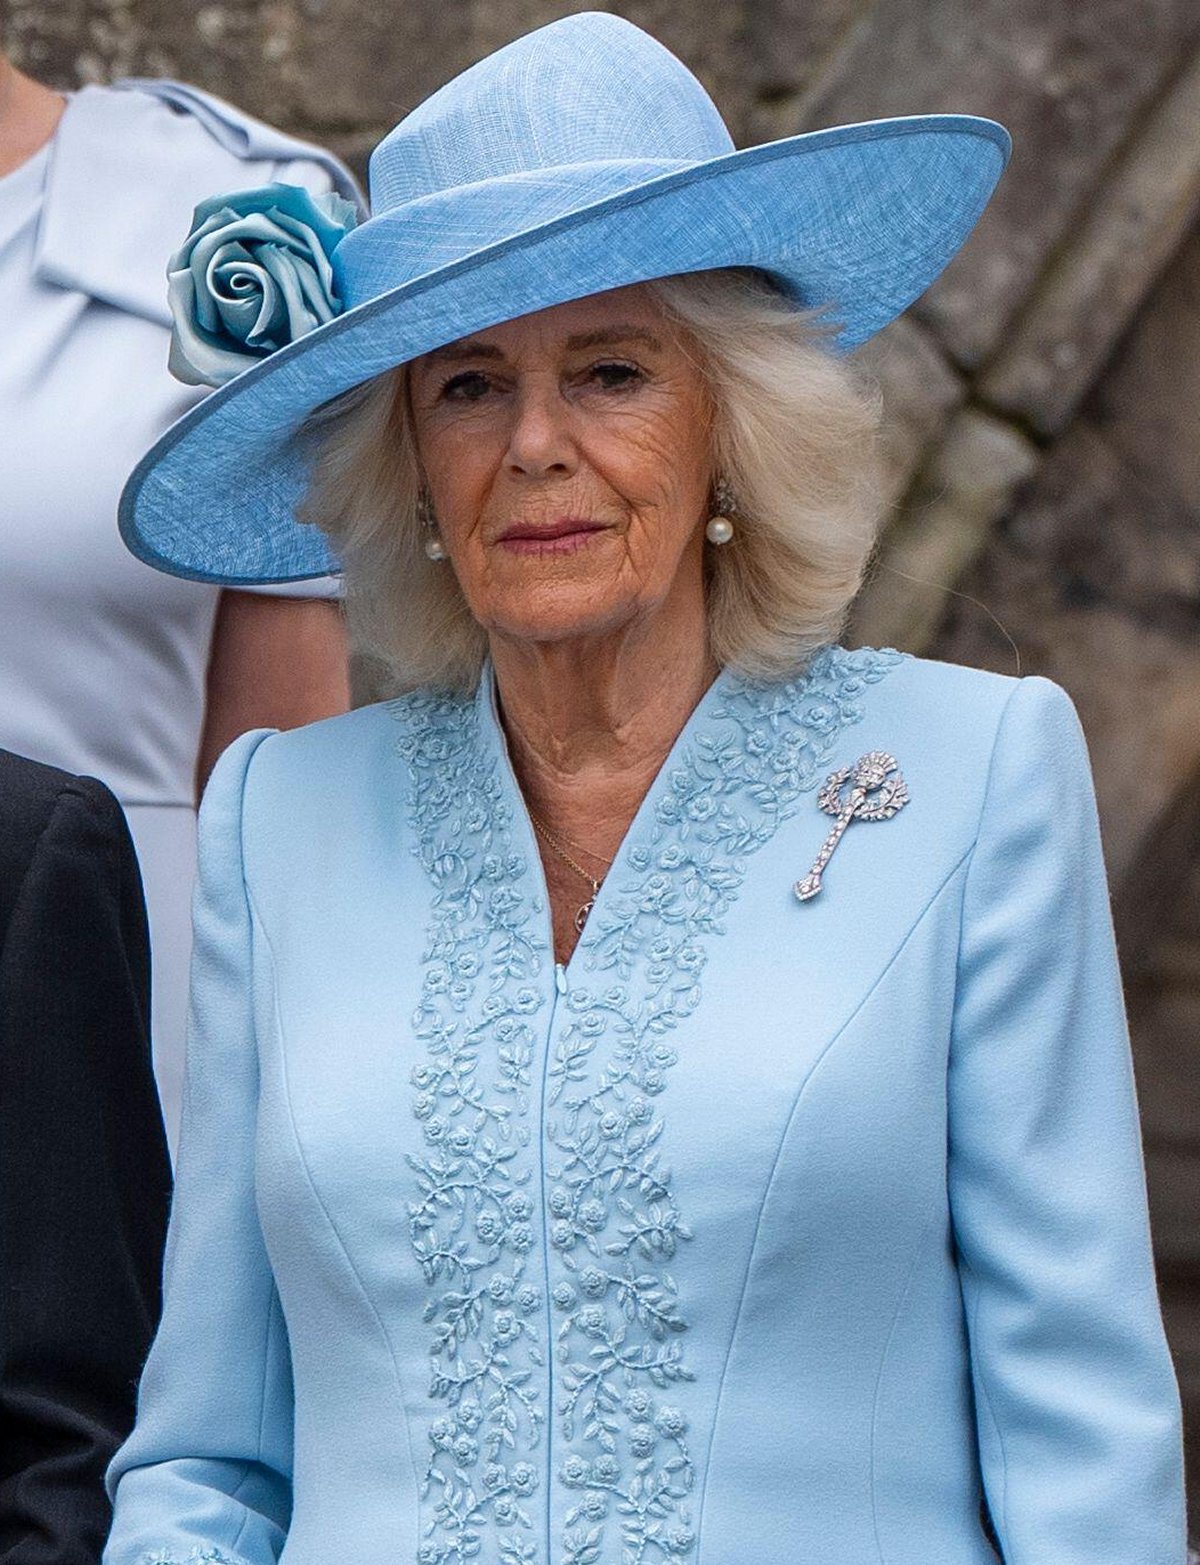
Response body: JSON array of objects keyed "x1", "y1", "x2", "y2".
[{"x1": 102, "y1": 13, "x2": 1185, "y2": 1565}]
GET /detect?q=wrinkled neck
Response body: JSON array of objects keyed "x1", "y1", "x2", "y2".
[
  {"x1": 487, "y1": 604, "x2": 718, "y2": 832},
  {"x1": 485, "y1": 604, "x2": 720, "y2": 968}
]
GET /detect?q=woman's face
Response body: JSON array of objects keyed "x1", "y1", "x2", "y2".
[{"x1": 406, "y1": 283, "x2": 715, "y2": 650}]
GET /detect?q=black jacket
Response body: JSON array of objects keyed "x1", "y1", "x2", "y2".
[{"x1": 0, "y1": 750, "x2": 171, "y2": 1564}]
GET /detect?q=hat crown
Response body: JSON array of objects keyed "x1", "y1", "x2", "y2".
[{"x1": 368, "y1": 12, "x2": 735, "y2": 211}]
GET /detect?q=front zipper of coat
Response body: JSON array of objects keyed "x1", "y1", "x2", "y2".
[{"x1": 535, "y1": 958, "x2": 570, "y2": 1555}]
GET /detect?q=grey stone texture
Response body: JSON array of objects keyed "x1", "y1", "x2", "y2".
[
  {"x1": 1129, "y1": 842, "x2": 1200, "y2": 1512},
  {"x1": 934, "y1": 214, "x2": 1200, "y2": 896},
  {"x1": 850, "y1": 406, "x2": 1038, "y2": 654},
  {"x1": 981, "y1": 47, "x2": 1200, "y2": 437},
  {"x1": 854, "y1": 314, "x2": 965, "y2": 511},
  {"x1": 8, "y1": 0, "x2": 1200, "y2": 1530},
  {"x1": 791, "y1": 0, "x2": 1200, "y2": 367}
]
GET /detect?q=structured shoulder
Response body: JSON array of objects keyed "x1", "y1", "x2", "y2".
[
  {"x1": 239, "y1": 702, "x2": 412, "y2": 818},
  {"x1": 876, "y1": 654, "x2": 1085, "y2": 761},
  {"x1": 750, "y1": 646, "x2": 1024, "y2": 752},
  {"x1": 875, "y1": 649, "x2": 1020, "y2": 718},
  {"x1": 0, "y1": 749, "x2": 127, "y2": 851},
  {"x1": 231, "y1": 702, "x2": 431, "y2": 896},
  {"x1": 833, "y1": 648, "x2": 1046, "y2": 759},
  {"x1": 0, "y1": 754, "x2": 75, "y2": 904},
  {"x1": 760, "y1": 650, "x2": 1080, "y2": 873},
  {"x1": 0, "y1": 752, "x2": 132, "y2": 938},
  {"x1": 0, "y1": 747, "x2": 78, "y2": 824},
  {"x1": 245, "y1": 699, "x2": 407, "y2": 768},
  {"x1": 239, "y1": 656, "x2": 1038, "y2": 809}
]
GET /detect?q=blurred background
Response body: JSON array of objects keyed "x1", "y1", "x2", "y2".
[{"x1": 11, "y1": 0, "x2": 1200, "y2": 1524}]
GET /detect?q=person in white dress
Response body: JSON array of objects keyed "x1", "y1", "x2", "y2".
[{"x1": 0, "y1": 54, "x2": 363, "y2": 1149}]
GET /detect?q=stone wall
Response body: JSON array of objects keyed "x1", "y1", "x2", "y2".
[{"x1": 11, "y1": 0, "x2": 1200, "y2": 1528}]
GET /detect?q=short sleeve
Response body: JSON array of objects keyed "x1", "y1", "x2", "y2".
[{"x1": 947, "y1": 675, "x2": 1187, "y2": 1564}]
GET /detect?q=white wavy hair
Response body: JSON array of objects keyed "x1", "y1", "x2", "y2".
[{"x1": 297, "y1": 267, "x2": 884, "y2": 695}]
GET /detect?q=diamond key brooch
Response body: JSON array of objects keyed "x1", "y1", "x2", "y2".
[{"x1": 794, "y1": 751, "x2": 910, "y2": 901}]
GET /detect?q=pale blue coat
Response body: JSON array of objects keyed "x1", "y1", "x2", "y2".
[{"x1": 102, "y1": 646, "x2": 1187, "y2": 1564}]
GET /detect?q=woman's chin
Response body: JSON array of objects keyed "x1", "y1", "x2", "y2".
[{"x1": 481, "y1": 585, "x2": 645, "y2": 649}]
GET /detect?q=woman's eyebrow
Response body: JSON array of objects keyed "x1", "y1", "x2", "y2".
[
  {"x1": 423, "y1": 341, "x2": 505, "y2": 365},
  {"x1": 563, "y1": 327, "x2": 665, "y2": 352},
  {"x1": 423, "y1": 325, "x2": 664, "y2": 366}
]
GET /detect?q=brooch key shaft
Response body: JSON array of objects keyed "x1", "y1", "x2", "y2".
[{"x1": 794, "y1": 751, "x2": 909, "y2": 901}]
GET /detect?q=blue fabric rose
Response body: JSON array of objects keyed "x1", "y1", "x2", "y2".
[{"x1": 167, "y1": 183, "x2": 359, "y2": 387}]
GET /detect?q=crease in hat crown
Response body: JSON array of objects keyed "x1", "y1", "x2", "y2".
[
  {"x1": 334, "y1": 12, "x2": 737, "y2": 311},
  {"x1": 368, "y1": 13, "x2": 733, "y2": 209}
]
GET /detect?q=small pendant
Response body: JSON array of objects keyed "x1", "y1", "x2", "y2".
[
  {"x1": 574, "y1": 896, "x2": 595, "y2": 933},
  {"x1": 795, "y1": 750, "x2": 909, "y2": 901}
]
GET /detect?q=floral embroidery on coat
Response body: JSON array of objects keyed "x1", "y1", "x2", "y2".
[
  {"x1": 140, "y1": 1551, "x2": 244, "y2": 1564},
  {"x1": 397, "y1": 645, "x2": 902, "y2": 1565},
  {"x1": 397, "y1": 688, "x2": 549, "y2": 1565}
]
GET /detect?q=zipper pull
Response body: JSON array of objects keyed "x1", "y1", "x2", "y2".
[{"x1": 554, "y1": 963, "x2": 568, "y2": 996}]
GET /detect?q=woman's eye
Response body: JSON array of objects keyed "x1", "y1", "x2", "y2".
[
  {"x1": 439, "y1": 371, "x2": 492, "y2": 401},
  {"x1": 589, "y1": 361, "x2": 642, "y2": 389}
]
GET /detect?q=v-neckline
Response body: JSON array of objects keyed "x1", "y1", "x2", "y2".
[{"x1": 476, "y1": 658, "x2": 735, "y2": 984}]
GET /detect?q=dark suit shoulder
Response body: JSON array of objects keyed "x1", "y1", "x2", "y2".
[
  {"x1": 0, "y1": 751, "x2": 132, "y2": 944},
  {"x1": 0, "y1": 749, "x2": 78, "y2": 844},
  {"x1": 0, "y1": 747, "x2": 127, "y2": 836}
]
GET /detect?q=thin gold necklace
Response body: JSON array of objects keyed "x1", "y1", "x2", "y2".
[{"x1": 528, "y1": 811, "x2": 613, "y2": 933}]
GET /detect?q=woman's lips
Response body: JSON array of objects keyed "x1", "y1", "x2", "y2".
[{"x1": 495, "y1": 518, "x2": 609, "y2": 554}]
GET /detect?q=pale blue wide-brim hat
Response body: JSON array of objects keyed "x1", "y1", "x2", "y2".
[{"x1": 121, "y1": 10, "x2": 1010, "y2": 586}]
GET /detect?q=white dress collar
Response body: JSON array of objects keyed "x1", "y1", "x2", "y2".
[{"x1": 34, "y1": 79, "x2": 363, "y2": 324}]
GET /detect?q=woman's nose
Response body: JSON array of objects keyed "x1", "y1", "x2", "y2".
[{"x1": 503, "y1": 383, "x2": 577, "y2": 477}]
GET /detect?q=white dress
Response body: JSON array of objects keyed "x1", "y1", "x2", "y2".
[{"x1": 0, "y1": 80, "x2": 360, "y2": 1150}]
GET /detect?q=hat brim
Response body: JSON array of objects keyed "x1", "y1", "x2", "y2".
[{"x1": 121, "y1": 113, "x2": 1009, "y2": 585}]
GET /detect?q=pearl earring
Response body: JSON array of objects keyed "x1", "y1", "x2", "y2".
[
  {"x1": 418, "y1": 487, "x2": 447, "y2": 561},
  {"x1": 705, "y1": 477, "x2": 737, "y2": 545}
]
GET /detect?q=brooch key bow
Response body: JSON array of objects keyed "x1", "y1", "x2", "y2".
[{"x1": 794, "y1": 750, "x2": 909, "y2": 901}]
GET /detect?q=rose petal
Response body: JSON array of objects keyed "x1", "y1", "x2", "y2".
[
  {"x1": 255, "y1": 245, "x2": 334, "y2": 343},
  {"x1": 166, "y1": 269, "x2": 263, "y2": 386},
  {"x1": 211, "y1": 257, "x2": 284, "y2": 347},
  {"x1": 314, "y1": 189, "x2": 359, "y2": 235},
  {"x1": 191, "y1": 237, "x2": 260, "y2": 334},
  {"x1": 191, "y1": 211, "x2": 307, "y2": 269},
  {"x1": 251, "y1": 183, "x2": 359, "y2": 252},
  {"x1": 165, "y1": 203, "x2": 242, "y2": 276},
  {"x1": 290, "y1": 251, "x2": 339, "y2": 325},
  {"x1": 260, "y1": 209, "x2": 341, "y2": 303},
  {"x1": 166, "y1": 182, "x2": 359, "y2": 387}
]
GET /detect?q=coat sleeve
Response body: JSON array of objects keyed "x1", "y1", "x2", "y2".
[
  {"x1": 947, "y1": 675, "x2": 1187, "y2": 1564},
  {"x1": 0, "y1": 776, "x2": 170, "y2": 1565},
  {"x1": 103, "y1": 729, "x2": 292, "y2": 1565}
]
